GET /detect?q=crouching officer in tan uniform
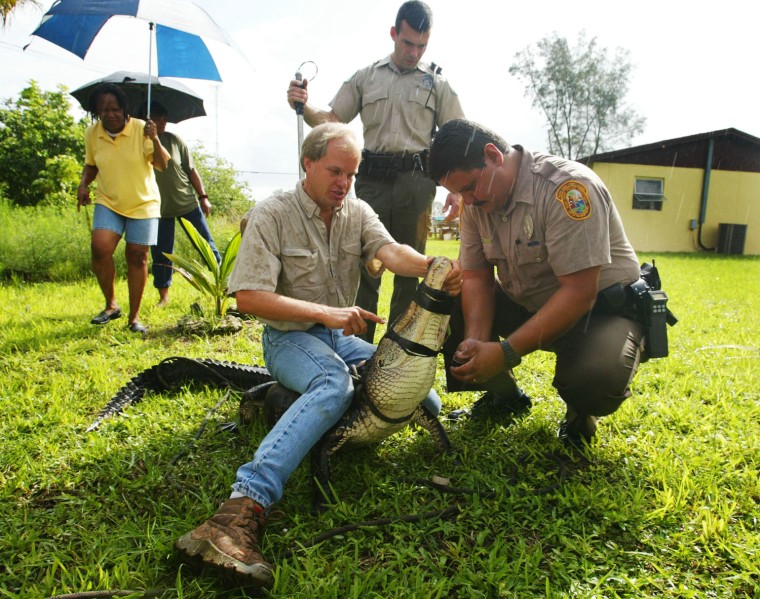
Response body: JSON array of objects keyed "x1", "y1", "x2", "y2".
[
  {"x1": 287, "y1": 0, "x2": 464, "y2": 344},
  {"x1": 428, "y1": 119, "x2": 673, "y2": 446}
]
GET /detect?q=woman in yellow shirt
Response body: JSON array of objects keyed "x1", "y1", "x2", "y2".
[{"x1": 77, "y1": 83, "x2": 169, "y2": 335}]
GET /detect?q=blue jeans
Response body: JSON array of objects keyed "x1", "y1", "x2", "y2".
[
  {"x1": 150, "y1": 207, "x2": 221, "y2": 289},
  {"x1": 232, "y1": 325, "x2": 442, "y2": 507}
]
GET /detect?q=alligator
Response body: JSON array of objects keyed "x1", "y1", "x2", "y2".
[
  {"x1": 86, "y1": 357, "x2": 273, "y2": 432},
  {"x1": 308, "y1": 255, "x2": 454, "y2": 504},
  {"x1": 88, "y1": 256, "x2": 455, "y2": 505}
]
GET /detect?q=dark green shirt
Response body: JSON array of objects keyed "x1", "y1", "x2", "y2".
[{"x1": 154, "y1": 131, "x2": 199, "y2": 218}]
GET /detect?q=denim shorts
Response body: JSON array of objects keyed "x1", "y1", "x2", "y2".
[{"x1": 92, "y1": 203, "x2": 158, "y2": 246}]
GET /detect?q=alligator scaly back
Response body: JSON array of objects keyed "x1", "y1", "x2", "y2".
[{"x1": 86, "y1": 357, "x2": 272, "y2": 431}]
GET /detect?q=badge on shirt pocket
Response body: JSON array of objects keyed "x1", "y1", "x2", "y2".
[{"x1": 515, "y1": 239, "x2": 547, "y2": 265}]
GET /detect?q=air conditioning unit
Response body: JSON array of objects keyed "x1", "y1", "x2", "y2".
[{"x1": 717, "y1": 223, "x2": 747, "y2": 255}]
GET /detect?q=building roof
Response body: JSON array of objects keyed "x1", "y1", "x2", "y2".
[{"x1": 579, "y1": 128, "x2": 760, "y2": 173}]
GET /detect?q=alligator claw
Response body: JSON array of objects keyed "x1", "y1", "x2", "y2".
[{"x1": 218, "y1": 421, "x2": 239, "y2": 433}]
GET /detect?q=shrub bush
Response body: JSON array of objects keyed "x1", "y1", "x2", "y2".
[{"x1": 192, "y1": 144, "x2": 253, "y2": 217}]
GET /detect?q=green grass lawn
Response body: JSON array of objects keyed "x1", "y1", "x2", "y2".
[{"x1": 1, "y1": 244, "x2": 758, "y2": 598}]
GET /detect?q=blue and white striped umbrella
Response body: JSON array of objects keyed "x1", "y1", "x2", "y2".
[{"x1": 27, "y1": 0, "x2": 236, "y2": 98}]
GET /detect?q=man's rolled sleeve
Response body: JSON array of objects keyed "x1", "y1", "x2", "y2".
[
  {"x1": 228, "y1": 207, "x2": 281, "y2": 294},
  {"x1": 357, "y1": 199, "x2": 396, "y2": 276}
]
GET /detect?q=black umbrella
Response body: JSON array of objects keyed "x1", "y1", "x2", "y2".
[{"x1": 71, "y1": 71, "x2": 206, "y2": 123}]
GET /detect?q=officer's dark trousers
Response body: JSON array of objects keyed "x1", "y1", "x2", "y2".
[
  {"x1": 442, "y1": 286, "x2": 646, "y2": 417},
  {"x1": 355, "y1": 169, "x2": 436, "y2": 344}
]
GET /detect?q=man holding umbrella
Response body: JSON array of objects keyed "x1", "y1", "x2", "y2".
[{"x1": 143, "y1": 101, "x2": 221, "y2": 306}]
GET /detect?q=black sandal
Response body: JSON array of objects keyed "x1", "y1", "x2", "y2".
[
  {"x1": 91, "y1": 308, "x2": 121, "y2": 325},
  {"x1": 128, "y1": 322, "x2": 147, "y2": 335}
]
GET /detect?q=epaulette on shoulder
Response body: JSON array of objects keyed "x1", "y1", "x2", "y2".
[
  {"x1": 533, "y1": 157, "x2": 567, "y2": 185},
  {"x1": 534, "y1": 153, "x2": 592, "y2": 186},
  {"x1": 428, "y1": 61, "x2": 444, "y2": 77}
]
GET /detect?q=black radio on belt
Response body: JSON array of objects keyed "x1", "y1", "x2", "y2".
[
  {"x1": 595, "y1": 260, "x2": 677, "y2": 361},
  {"x1": 630, "y1": 260, "x2": 678, "y2": 360},
  {"x1": 629, "y1": 279, "x2": 670, "y2": 359}
]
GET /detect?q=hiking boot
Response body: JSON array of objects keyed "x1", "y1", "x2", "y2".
[
  {"x1": 470, "y1": 391, "x2": 532, "y2": 421},
  {"x1": 175, "y1": 496, "x2": 274, "y2": 589},
  {"x1": 557, "y1": 410, "x2": 598, "y2": 449}
]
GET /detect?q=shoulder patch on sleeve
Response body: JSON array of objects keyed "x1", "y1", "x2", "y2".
[{"x1": 555, "y1": 181, "x2": 592, "y2": 221}]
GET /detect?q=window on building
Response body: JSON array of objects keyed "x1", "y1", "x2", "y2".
[{"x1": 633, "y1": 178, "x2": 665, "y2": 211}]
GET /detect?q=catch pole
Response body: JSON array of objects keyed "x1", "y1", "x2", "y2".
[
  {"x1": 295, "y1": 69, "x2": 305, "y2": 179},
  {"x1": 293, "y1": 62, "x2": 317, "y2": 179}
]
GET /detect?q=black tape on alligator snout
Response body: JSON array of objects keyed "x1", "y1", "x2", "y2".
[
  {"x1": 412, "y1": 282, "x2": 453, "y2": 314},
  {"x1": 384, "y1": 328, "x2": 439, "y2": 357}
]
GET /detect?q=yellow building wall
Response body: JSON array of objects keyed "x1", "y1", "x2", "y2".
[{"x1": 591, "y1": 163, "x2": 759, "y2": 255}]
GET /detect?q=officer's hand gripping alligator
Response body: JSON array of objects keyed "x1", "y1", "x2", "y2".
[{"x1": 87, "y1": 257, "x2": 455, "y2": 507}]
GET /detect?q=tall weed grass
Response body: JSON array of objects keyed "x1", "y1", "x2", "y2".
[
  {"x1": 0, "y1": 201, "x2": 92, "y2": 281},
  {"x1": 0, "y1": 202, "x2": 245, "y2": 282}
]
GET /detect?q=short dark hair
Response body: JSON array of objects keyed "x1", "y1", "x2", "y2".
[
  {"x1": 149, "y1": 101, "x2": 167, "y2": 117},
  {"x1": 395, "y1": 1, "x2": 433, "y2": 32},
  {"x1": 428, "y1": 119, "x2": 510, "y2": 182},
  {"x1": 87, "y1": 83, "x2": 129, "y2": 118},
  {"x1": 136, "y1": 101, "x2": 168, "y2": 119}
]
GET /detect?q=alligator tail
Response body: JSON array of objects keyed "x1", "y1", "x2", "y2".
[{"x1": 86, "y1": 357, "x2": 272, "y2": 432}]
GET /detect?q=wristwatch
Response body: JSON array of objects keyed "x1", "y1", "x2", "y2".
[{"x1": 500, "y1": 340, "x2": 522, "y2": 370}]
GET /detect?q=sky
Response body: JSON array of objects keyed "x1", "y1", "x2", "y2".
[{"x1": 1, "y1": 0, "x2": 758, "y2": 202}]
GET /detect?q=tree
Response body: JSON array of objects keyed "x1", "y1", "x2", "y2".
[
  {"x1": 0, "y1": 81, "x2": 87, "y2": 207},
  {"x1": 509, "y1": 31, "x2": 646, "y2": 159},
  {"x1": 1, "y1": 0, "x2": 38, "y2": 26},
  {"x1": 191, "y1": 143, "x2": 253, "y2": 216}
]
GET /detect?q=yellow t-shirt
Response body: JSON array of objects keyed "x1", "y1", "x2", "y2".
[{"x1": 84, "y1": 118, "x2": 161, "y2": 219}]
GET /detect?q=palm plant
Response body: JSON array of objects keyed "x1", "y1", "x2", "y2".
[{"x1": 164, "y1": 217, "x2": 241, "y2": 318}]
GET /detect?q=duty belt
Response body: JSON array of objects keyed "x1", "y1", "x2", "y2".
[{"x1": 358, "y1": 149, "x2": 429, "y2": 180}]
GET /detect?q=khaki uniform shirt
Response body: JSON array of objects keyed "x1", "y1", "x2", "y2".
[
  {"x1": 459, "y1": 148, "x2": 640, "y2": 313},
  {"x1": 154, "y1": 131, "x2": 199, "y2": 218},
  {"x1": 228, "y1": 183, "x2": 396, "y2": 331},
  {"x1": 329, "y1": 55, "x2": 464, "y2": 153}
]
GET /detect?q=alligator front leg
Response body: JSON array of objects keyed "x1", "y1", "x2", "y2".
[
  {"x1": 309, "y1": 437, "x2": 335, "y2": 512},
  {"x1": 412, "y1": 405, "x2": 452, "y2": 453},
  {"x1": 309, "y1": 427, "x2": 355, "y2": 512}
]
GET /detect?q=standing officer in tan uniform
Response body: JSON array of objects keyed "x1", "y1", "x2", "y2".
[
  {"x1": 428, "y1": 119, "x2": 647, "y2": 447},
  {"x1": 287, "y1": 0, "x2": 464, "y2": 343}
]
